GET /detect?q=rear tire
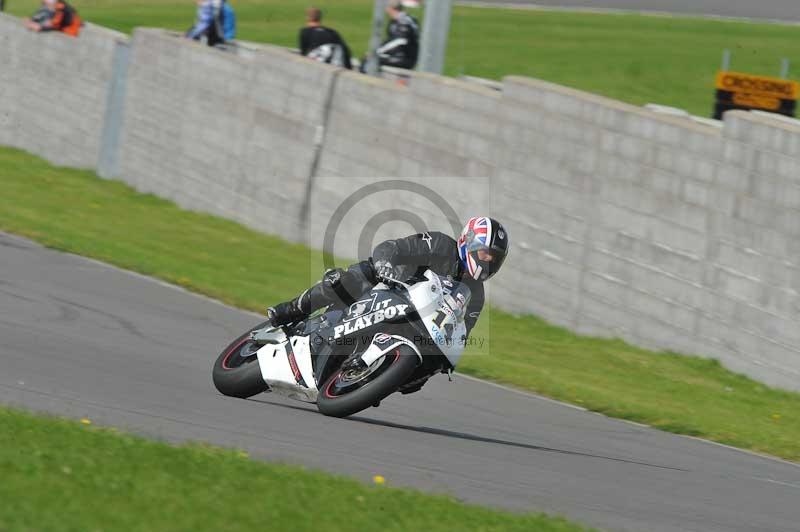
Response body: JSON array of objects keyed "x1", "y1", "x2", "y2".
[
  {"x1": 317, "y1": 345, "x2": 419, "y2": 418},
  {"x1": 212, "y1": 321, "x2": 270, "y2": 399}
]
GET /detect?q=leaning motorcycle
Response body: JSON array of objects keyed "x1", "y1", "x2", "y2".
[{"x1": 211, "y1": 270, "x2": 470, "y2": 417}]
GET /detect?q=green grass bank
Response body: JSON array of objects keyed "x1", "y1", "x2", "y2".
[
  {"x1": 0, "y1": 406, "x2": 590, "y2": 532},
  {"x1": 6, "y1": 0, "x2": 800, "y2": 116},
  {"x1": 1, "y1": 147, "x2": 799, "y2": 461}
]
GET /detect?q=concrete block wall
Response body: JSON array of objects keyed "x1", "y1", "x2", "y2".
[
  {"x1": 116, "y1": 29, "x2": 338, "y2": 242},
  {"x1": 0, "y1": 13, "x2": 125, "y2": 167},
  {"x1": 491, "y1": 77, "x2": 800, "y2": 389}
]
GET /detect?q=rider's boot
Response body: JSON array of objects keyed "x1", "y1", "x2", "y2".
[
  {"x1": 267, "y1": 265, "x2": 372, "y2": 328},
  {"x1": 267, "y1": 279, "x2": 329, "y2": 327}
]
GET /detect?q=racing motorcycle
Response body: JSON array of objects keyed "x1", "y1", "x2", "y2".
[{"x1": 211, "y1": 270, "x2": 470, "y2": 417}]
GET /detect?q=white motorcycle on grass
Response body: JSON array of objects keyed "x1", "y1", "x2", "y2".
[{"x1": 211, "y1": 270, "x2": 470, "y2": 417}]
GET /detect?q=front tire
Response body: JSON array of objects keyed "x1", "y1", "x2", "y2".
[
  {"x1": 212, "y1": 321, "x2": 270, "y2": 398},
  {"x1": 317, "y1": 345, "x2": 419, "y2": 418}
]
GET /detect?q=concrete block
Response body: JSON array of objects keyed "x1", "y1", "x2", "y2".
[
  {"x1": 733, "y1": 301, "x2": 800, "y2": 344},
  {"x1": 585, "y1": 249, "x2": 635, "y2": 285},
  {"x1": 709, "y1": 212, "x2": 765, "y2": 250},
  {"x1": 617, "y1": 135, "x2": 655, "y2": 164},
  {"x1": 716, "y1": 267, "x2": 764, "y2": 302},
  {"x1": 682, "y1": 179, "x2": 711, "y2": 207},
  {"x1": 648, "y1": 218, "x2": 705, "y2": 257},
  {"x1": 774, "y1": 151, "x2": 800, "y2": 183},
  {"x1": 597, "y1": 203, "x2": 652, "y2": 239},
  {"x1": 655, "y1": 123, "x2": 684, "y2": 146},
  {"x1": 761, "y1": 228, "x2": 797, "y2": 259},
  {"x1": 656, "y1": 199, "x2": 709, "y2": 234},
  {"x1": 646, "y1": 169, "x2": 683, "y2": 196},
  {"x1": 625, "y1": 288, "x2": 695, "y2": 332},
  {"x1": 601, "y1": 178, "x2": 656, "y2": 214},
  {"x1": 582, "y1": 270, "x2": 629, "y2": 304},
  {"x1": 650, "y1": 243, "x2": 704, "y2": 282},
  {"x1": 715, "y1": 164, "x2": 751, "y2": 192},
  {"x1": 762, "y1": 285, "x2": 800, "y2": 318},
  {"x1": 628, "y1": 261, "x2": 706, "y2": 309},
  {"x1": 714, "y1": 241, "x2": 767, "y2": 280},
  {"x1": 539, "y1": 255, "x2": 582, "y2": 288},
  {"x1": 721, "y1": 139, "x2": 756, "y2": 170},
  {"x1": 734, "y1": 196, "x2": 800, "y2": 237},
  {"x1": 576, "y1": 293, "x2": 640, "y2": 336}
]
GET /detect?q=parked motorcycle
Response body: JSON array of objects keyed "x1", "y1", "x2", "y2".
[{"x1": 212, "y1": 270, "x2": 470, "y2": 417}]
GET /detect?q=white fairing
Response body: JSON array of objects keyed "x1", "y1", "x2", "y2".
[
  {"x1": 405, "y1": 271, "x2": 469, "y2": 368},
  {"x1": 256, "y1": 336, "x2": 318, "y2": 403},
  {"x1": 360, "y1": 334, "x2": 422, "y2": 367}
]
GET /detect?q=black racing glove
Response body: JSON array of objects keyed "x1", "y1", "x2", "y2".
[{"x1": 373, "y1": 259, "x2": 397, "y2": 283}]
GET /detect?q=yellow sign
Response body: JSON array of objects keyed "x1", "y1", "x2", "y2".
[
  {"x1": 716, "y1": 71, "x2": 799, "y2": 100},
  {"x1": 732, "y1": 93, "x2": 781, "y2": 111}
]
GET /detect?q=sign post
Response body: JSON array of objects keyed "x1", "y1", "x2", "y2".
[
  {"x1": 419, "y1": 0, "x2": 453, "y2": 74},
  {"x1": 364, "y1": 0, "x2": 389, "y2": 76},
  {"x1": 713, "y1": 71, "x2": 799, "y2": 119}
]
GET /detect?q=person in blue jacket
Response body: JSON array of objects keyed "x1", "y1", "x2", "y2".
[
  {"x1": 222, "y1": 1, "x2": 236, "y2": 41},
  {"x1": 186, "y1": 0, "x2": 234, "y2": 46}
]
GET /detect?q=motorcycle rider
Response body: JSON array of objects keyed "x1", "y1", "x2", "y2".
[{"x1": 267, "y1": 217, "x2": 509, "y2": 339}]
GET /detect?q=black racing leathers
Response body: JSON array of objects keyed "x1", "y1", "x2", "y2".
[
  {"x1": 298, "y1": 26, "x2": 352, "y2": 69},
  {"x1": 293, "y1": 232, "x2": 485, "y2": 337},
  {"x1": 376, "y1": 12, "x2": 419, "y2": 69}
]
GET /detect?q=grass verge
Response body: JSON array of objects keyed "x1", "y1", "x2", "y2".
[
  {"x1": 1, "y1": 147, "x2": 799, "y2": 461},
  {"x1": 7, "y1": 0, "x2": 800, "y2": 116},
  {"x1": 0, "y1": 406, "x2": 589, "y2": 532}
]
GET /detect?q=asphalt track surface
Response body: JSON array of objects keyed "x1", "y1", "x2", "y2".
[
  {"x1": 2, "y1": 231, "x2": 800, "y2": 532},
  {"x1": 461, "y1": 0, "x2": 800, "y2": 22}
]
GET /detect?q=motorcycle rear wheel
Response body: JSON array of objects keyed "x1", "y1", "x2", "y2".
[
  {"x1": 212, "y1": 322, "x2": 270, "y2": 399},
  {"x1": 317, "y1": 345, "x2": 419, "y2": 418}
]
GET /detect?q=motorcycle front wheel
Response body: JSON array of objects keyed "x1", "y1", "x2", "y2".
[{"x1": 317, "y1": 344, "x2": 419, "y2": 418}]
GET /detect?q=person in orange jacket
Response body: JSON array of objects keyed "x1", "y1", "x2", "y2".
[{"x1": 25, "y1": 0, "x2": 82, "y2": 37}]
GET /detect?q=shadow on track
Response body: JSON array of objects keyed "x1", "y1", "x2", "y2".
[{"x1": 248, "y1": 396, "x2": 688, "y2": 472}]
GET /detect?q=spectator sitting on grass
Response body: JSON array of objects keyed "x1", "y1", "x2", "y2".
[
  {"x1": 298, "y1": 7, "x2": 352, "y2": 69},
  {"x1": 186, "y1": 0, "x2": 226, "y2": 46},
  {"x1": 24, "y1": 0, "x2": 82, "y2": 37}
]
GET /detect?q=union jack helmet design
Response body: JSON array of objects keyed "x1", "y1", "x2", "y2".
[{"x1": 457, "y1": 217, "x2": 509, "y2": 281}]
